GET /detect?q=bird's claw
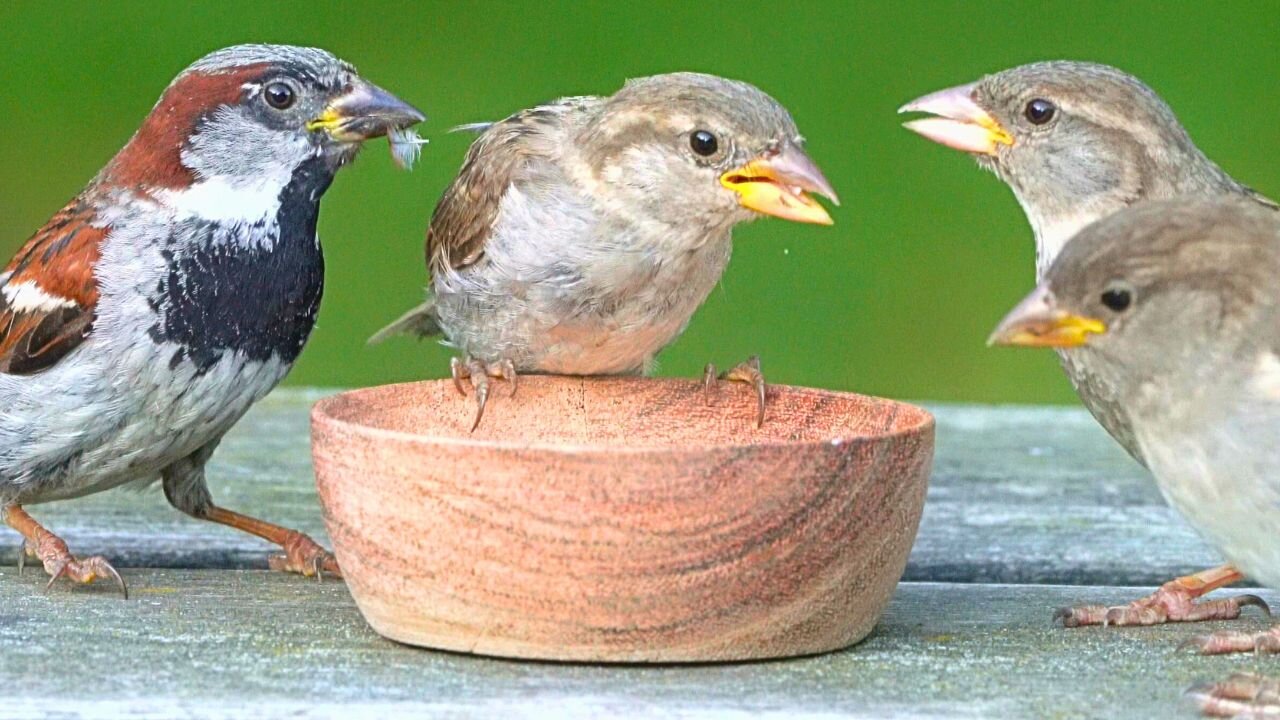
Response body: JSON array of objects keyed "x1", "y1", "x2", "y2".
[
  {"x1": 470, "y1": 365, "x2": 491, "y2": 432},
  {"x1": 4, "y1": 508, "x2": 127, "y2": 598},
  {"x1": 1052, "y1": 605, "x2": 1087, "y2": 626},
  {"x1": 1186, "y1": 672, "x2": 1280, "y2": 717},
  {"x1": 449, "y1": 357, "x2": 519, "y2": 431},
  {"x1": 1181, "y1": 624, "x2": 1280, "y2": 656},
  {"x1": 16, "y1": 539, "x2": 30, "y2": 575},
  {"x1": 450, "y1": 357, "x2": 469, "y2": 397},
  {"x1": 267, "y1": 530, "x2": 342, "y2": 580},
  {"x1": 703, "y1": 355, "x2": 767, "y2": 427},
  {"x1": 43, "y1": 554, "x2": 128, "y2": 599},
  {"x1": 497, "y1": 358, "x2": 518, "y2": 397},
  {"x1": 1232, "y1": 594, "x2": 1270, "y2": 616},
  {"x1": 1055, "y1": 583, "x2": 1268, "y2": 628},
  {"x1": 32, "y1": 536, "x2": 126, "y2": 599}
]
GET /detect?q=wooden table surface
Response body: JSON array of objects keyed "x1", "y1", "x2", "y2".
[{"x1": 1, "y1": 389, "x2": 1271, "y2": 719}]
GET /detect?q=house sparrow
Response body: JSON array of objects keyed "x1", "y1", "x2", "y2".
[
  {"x1": 0, "y1": 44, "x2": 424, "y2": 597},
  {"x1": 372, "y1": 72, "x2": 838, "y2": 430},
  {"x1": 902, "y1": 60, "x2": 1279, "y2": 626},
  {"x1": 988, "y1": 197, "x2": 1280, "y2": 715}
]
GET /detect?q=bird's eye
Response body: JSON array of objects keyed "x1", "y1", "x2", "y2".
[
  {"x1": 690, "y1": 130, "x2": 719, "y2": 156},
  {"x1": 1100, "y1": 284, "x2": 1133, "y2": 312},
  {"x1": 1024, "y1": 98, "x2": 1056, "y2": 125},
  {"x1": 264, "y1": 82, "x2": 297, "y2": 110}
]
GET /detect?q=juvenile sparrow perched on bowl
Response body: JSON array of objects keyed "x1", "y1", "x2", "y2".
[
  {"x1": 902, "y1": 61, "x2": 1278, "y2": 626},
  {"x1": 0, "y1": 44, "x2": 424, "y2": 596},
  {"x1": 372, "y1": 72, "x2": 838, "y2": 430},
  {"x1": 989, "y1": 197, "x2": 1280, "y2": 716}
]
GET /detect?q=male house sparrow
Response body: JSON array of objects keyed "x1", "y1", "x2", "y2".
[
  {"x1": 901, "y1": 61, "x2": 1278, "y2": 626},
  {"x1": 989, "y1": 197, "x2": 1280, "y2": 716},
  {"x1": 372, "y1": 73, "x2": 838, "y2": 430},
  {"x1": 0, "y1": 44, "x2": 423, "y2": 596}
]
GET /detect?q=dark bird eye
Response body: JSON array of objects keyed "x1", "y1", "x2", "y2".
[
  {"x1": 1024, "y1": 98, "x2": 1056, "y2": 125},
  {"x1": 690, "y1": 130, "x2": 719, "y2": 156},
  {"x1": 1101, "y1": 286, "x2": 1132, "y2": 312},
  {"x1": 264, "y1": 82, "x2": 296, "y2": 110}
]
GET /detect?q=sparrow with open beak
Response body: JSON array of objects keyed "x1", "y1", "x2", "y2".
[
  {"x1": 991, "y1": 197, "x2": 1280, "y2": 716},
  {"x1": 901, "y1": 61, "x2": 1276, "y2": 278},
  {"x1": 903, "y1": 60, "x2": 1279, "y2": 628},
  {"x1": 373, "y1": 72, "x2": 837, "y2": 430},
  {"x1": 0, "y1": 44, "x2": 423, "y2": 596}
]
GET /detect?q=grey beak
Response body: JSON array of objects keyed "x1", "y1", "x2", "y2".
[
  {"x1": 771, "y1": 141, "x2": 841, "y2": 206},
  {"x1": 312, "y1": 80, "x2": 426, "y2": 141}
]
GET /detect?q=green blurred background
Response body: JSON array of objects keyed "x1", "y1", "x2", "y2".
[{"x1": 1, "y1": 1, "x2": 1275, "y2": 403}]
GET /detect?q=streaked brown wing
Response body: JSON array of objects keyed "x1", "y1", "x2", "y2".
[
  {"x1": 0, "y1": 197, "x2": 105, "y2": 375},
  {"x1": 426, "y1": 100, "x2": 586, "y2": 276}
]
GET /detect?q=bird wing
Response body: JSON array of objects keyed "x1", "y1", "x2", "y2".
[
  {"x1": 426, "y1": 98, "x2": 593, "y2": 277},
  {"x1": 0, "y1": 197, "x2": 105, "y2": 375}
]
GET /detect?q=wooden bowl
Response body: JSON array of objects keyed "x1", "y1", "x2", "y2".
[{"x1": 311, "y1": 377, "x2": 933, "y2": 662}]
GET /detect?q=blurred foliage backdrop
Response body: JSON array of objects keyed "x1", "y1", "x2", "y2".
[{"x1": 1, "y1": 1, "x2": 1275, "y2": 403}]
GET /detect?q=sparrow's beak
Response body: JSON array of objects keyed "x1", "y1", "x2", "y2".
[
  {"x1": 899, "y1": 82, "x2": 1013, "y2": 156},
  {"x1": 308, "y1": 80, "x2": 426, "y2": 142},
  {"x1": 988, "y1": 285, "x2": 1107, "y2": 348},
  {"x1": 720, "y1": 142, "x2": 839, "y2": 225}
]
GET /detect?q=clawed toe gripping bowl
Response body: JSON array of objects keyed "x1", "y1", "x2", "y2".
[{"x1": 311, "y1": 376, "x2": 933, "y2": 662}]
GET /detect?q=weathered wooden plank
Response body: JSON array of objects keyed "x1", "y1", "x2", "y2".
[
  {"x1": 0, "y1": 389, "x2": 1223, "y2": 587},
  {"x1": 0, "y1": 572, "x2": 1272, "y2": 719},
  {"x1": 911, "y1": 404, "x2": 1222, "y2": 586}
]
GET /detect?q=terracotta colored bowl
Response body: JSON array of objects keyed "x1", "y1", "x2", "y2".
[{"x1": 311, "y1": 377, "x2": 934, "y2": 663}]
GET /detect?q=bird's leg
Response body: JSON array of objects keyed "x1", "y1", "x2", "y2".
[
  {"x1": 3, "y1": 505, "x2": 127, "y2": 598},
  {"x1": 161, "y1": 444, "x2": 340, "y2": 580},
  {"x1": 1186, "y1": 672, "x2": 1280, "y2": 716},
  {"x1": 161, "y1": 444, "x2": 339, "y2": 579},
  {"x1": 196, "y1": 506, "x2": 341, "y2": 580},
  {"x1": 703, "y1": 355, "x2": 768, "y2": 428},
  {"x1": 450, "y1": 356, "x2": 519, "y2": 431},
  {"x1": 1183, "y1": 624, "x2": 1280, "y2": 656},
  {"x1": 1054, "y1": 564, "x2": 1268, "y2": 627}
]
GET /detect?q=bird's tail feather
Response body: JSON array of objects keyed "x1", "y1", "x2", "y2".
[{"x1": 368, "y1": 299, "x2": 441, "y2": 344}]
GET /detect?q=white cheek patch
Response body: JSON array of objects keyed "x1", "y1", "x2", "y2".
[
  {"x1": 2, "y1": 280, "x2": 78, "y2": 313},
  {"x1": 154, "y1": 176, "x2": 286, "y2": 225}
]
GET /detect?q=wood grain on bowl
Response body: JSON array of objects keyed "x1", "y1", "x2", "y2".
[{"x1": 311, "y1": 377, "x2": 933, "y2": 662}]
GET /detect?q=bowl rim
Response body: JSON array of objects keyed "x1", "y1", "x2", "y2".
[{"x1": 311, "y1": 377, "x2": 935, "y2": 456}]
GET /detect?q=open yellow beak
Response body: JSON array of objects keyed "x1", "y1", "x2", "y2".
[
  {"x1": 720, "y1": 142, "x2": 839, "y2": 225},
  {"x1": 899, "y1": 82, "x2": 1013, "y2": 156},
  {"x1": 307, "y1": 79, "x2": 425, "y2": 143},
  {"x1": 988, "y1": 286, "x2": 1107, "y2": 348}
]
